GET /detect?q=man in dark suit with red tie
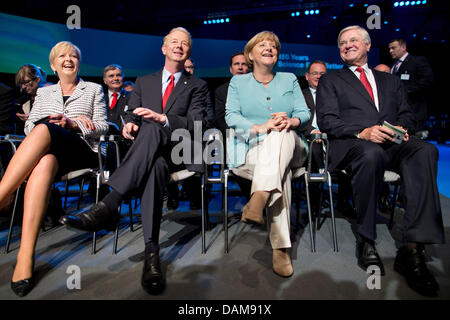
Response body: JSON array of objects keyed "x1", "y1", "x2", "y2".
[
  {"x1": 317, "y1": 26, "x2": 445, "y2": 297},
  {"x1": 60, "y1": 27, "x2": 208, "y2": 294},
  {"x1": 103, "y1": 64, "x2": 129, "y2": 134}
]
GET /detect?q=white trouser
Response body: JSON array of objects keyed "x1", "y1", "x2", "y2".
[{"x1": 237, "y1": 130, "x2": 306, "y2": 249}]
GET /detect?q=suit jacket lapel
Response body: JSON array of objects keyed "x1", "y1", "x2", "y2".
[
  {"x1": 66, "y1": 79, "x2": 86, "y2": 105},
  {"x1": 303, "y1": 88, "x2": 315, "y2": 114},
  {"x1": 372, "y1": 69, "x2": 385, "y2": 113},
  {"x1": 51, "y1": 82, "x2": 64, "y2": 107},
  {"x1": 163, "y1": 71, "x2": 189, "y2": 114},
  {"x1": 339, "y1": 67, "x2": 376, "y2": 109}
]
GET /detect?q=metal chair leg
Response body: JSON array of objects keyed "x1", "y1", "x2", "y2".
[
  {"x1": 64, "y1": 181, "x2": 69, "y2": 209},
  {"x1": 113, "y1": 206, "x2": 121, "y2": 254},
  {"x1": 328, "y1": 172, "x2": 338, "y2": 252},
  {"x1": 304, "y1": 174, "x2": 316, "y2": 252},
  {"x1": 91, "y1": 232, "x2": 97, "y2": 254},
  {"x1": 77, "y1": 178, "x2": 85, "y2": 210},
  {"x1": 201, "y1": 175, "x2": 206, "y2": 254},
  {"x1": 129, "y1": 201, "x2": 134, "y2": 232},
  {"x1": 5, "y1": 186, "x2": 21, "y2": 254},
  {"x1": 224, "y1": 170, "x2": 229, "y2": 253}
]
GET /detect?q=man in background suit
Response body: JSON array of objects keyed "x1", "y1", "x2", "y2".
[
  {"x1": 61, "y1": 27, "x2": 208, "y2": 295},
  {"x1": 317, "y1": 26, "x2": 444, "y2": 297},
  {"x1": 389, "y1": 38, "x2": 434, "y2": 134},
  {"x1": 103, "y1": 64, "x2": 129, "y2": 134},
  {"x1": 214, "y1": 52, "x2": 249, "y2": 140}
]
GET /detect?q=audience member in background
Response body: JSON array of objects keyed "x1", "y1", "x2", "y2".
[
  {"x1": 374, "y1": 64, "x2": 391, "y2": 73},
  {"x1": 0, "y1": 41, "x2": 108, "y2": 297},
  {"x1": 14, "y1": 64, "x2": 49, "y2": 134},
  {"x1": 215, "y1": 52, "x2": 249, "y2": 140},
  {"x1": 317, "y1": 26, "x2": 444, "y2": 297},
  {"x1": 103, "y1": 64, "x2": 129, "y2": 134},
  {"x1": 389, "y1": 38, "x2": 434, "y2": 136},
  {"x1": 123, "y1": 81, "x2": 134, "y2": 92},
  {"x1": 214, "y1": 52, "x2": 251, "y2": 199},
  {"x1": 60, "y1": 27, "x2": 208, "y2": 295},
  {"x1": 226, "y1": 31, "x2": 310, "y2": 278}
]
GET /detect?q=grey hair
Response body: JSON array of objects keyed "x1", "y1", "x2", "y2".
[{"x1": 337, "y1": 25, "x2": 371, "y2": 46}]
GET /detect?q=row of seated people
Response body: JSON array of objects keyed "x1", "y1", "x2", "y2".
[{"x1": 0, "y1": 26, "x2": 444, "y2": 299}]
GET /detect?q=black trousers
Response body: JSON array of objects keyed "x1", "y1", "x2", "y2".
[
  {"x1": 332, "y1": 137, "x2": 445, "y2": 244},
  {"x1": 107, "y1": 120, "x2": 170, "y2": 245}
]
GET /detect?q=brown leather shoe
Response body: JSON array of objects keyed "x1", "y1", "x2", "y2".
[
  {"x1": 273, "y1": 248, "x2": 293, "y2": 278},
  {"x1": 241, "y1": 191, "x2": 269, "y2": 226}
]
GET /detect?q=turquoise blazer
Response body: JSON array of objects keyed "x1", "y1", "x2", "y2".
[{"x1": 225, "y1": 72, "x2": 310, "y2": 168}]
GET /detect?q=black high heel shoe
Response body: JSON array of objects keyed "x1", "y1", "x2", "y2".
[
  {"x1": 11, "y1": 276, "x2": 35, "y2": 297},
  {"x1": 11, "y1": 259, "x2": 35, "y2": 297}
]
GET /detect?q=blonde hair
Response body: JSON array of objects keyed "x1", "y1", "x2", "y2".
[
  {"x1": 49, "y1": 41, "x2": 81, "y2": 66},
  {"x1": 244, "y1": 31, "x2": 281, "y2": 69},
  {"x1": 337, "y1": 25, "x2": 371, "y2": 47},
  {"x1": 163, "y1": 27, "x2": 192, "y2": 48}
]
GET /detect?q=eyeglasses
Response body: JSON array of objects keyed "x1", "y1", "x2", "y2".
[
  {"x1": 308, "y1": 72, "x2": 326, "y2": 76},
  {"x1": 19, "y1": 78, "x2": 35, "y2": 86},
  {"x1": 185, "y1": 66, "x2": 195, "y2": 70}
]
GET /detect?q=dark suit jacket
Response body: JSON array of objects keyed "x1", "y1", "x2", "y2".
[
  {"x1": 0, "y1": 82, "x2": 15, "y2": 135},
  {"x1": 393, "y1": 54, "x2": 433, "y2": 124},
  {"x1": 301, "y1": 87, "x2": 316, "y2": 135},
  {"x1": 104, "y1": 88, "x2": 129, "y2": 134},
  {"x1": 214, "y1": 80, "x2": 229, "y2": 138},
  {"x1": 125, "y1": 69, "x2": 208, "y2": 172},
  {"x1": 316, "y1": 66, "x2": 416, "y2": 170}
]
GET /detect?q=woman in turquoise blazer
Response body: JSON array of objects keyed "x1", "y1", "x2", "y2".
[{"x1": 225, "y1": 31, "x2": 310, "y2": 277}]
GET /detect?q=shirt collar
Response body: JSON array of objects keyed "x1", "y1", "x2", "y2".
[
  {"x1": 348, "y1": 63, "x2": 369, "y2": 73},
  {"x1": 309, "y1": 87, "x2": 316, "y2": 94},
  {"x1": 162, "y1": 68, "x2": 183, "y2": 84},
  {"x1": 399, "y1": 52, "x2": 409, "y2": 62},
  {"x1": 108, "y1": 89, "x2": 120, "y2": 97}
]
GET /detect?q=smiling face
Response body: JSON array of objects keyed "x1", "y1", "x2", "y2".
[
  {"x1": 249, "y1": 39, "x2": 278, "y2": 70},
  {"x1": 162, "y1": 30, "x2": 191, "y2": 64},
  {"x1": 103, "y1": 68, "x2": 123, "y2": 92},
  {"x1": 339, "y1": 28, "x2": 371, "y2": 67},
  {"x1": 51, "y1": 47, "x2": 80, "y2": 79},
  {"x1": 305, "y1": 63, "x2": 327, "y2": 89}
]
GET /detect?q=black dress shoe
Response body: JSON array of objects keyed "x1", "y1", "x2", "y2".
[
  {"x1": 141, "y1": 252, "x2": 165, "y2": 295},
  {"x1": 394, "y1": 246, "x2": 439, "y2": 297},
  {"x1": 11, "y1": 276, "x2": 34, "y2": 297},
  {"x1": 356, "y1": 239, "x2": 385, "y2": 276},
  {"x1": 59, "y1": 201, "x2": 119, "y2": 232}
]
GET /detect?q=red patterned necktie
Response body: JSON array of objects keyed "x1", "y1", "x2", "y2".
[
  {"x1": 162, "y1": 74, "x2": 175, "y2": 110},
  {"x1": 356, "y1": 67, "x2": 374, "y2": 102},
  {"x1": 110, "y1": 92, "x2": 118, "y2": 109}
]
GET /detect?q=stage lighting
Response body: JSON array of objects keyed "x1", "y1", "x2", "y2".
[
  {"x1": 305, "y1": 10, "x2": 309, "y2": 15},
  {"x1": 364, "y1": 3, "x2": 368, "y2": 7},
  {"x1": 315, "y1": 9, "x2": 319, "y2": 14},
  {"x1": 349, "y1": 3, "x2": 354, "y2": 7},
  {"x1": 296, "y1": 11, "x2": 300, "y2": 16},
  {"x1": 405, "y1": 1, "x2": 410, "y2": 5},
  {"x1": 384, "y1": 21, "x2": 388, "y2": 24},
  {"x1": 310, "y1": 10, "x2": 314, "y2": 15},
  {"x1": 203, "y1": 20, "x2": 207, "y2": 24},
  {"x1": 423, "y1": 37, "x2": 427, "y2": 40},
  {"x1": 399, "y1": 1, "x2": 404, "y2": 6},
  {"x1": 212, "y1": 19, "x2": 216, "y2": 24},
  {"x1": 307, "y1": 34, "x2": 311, "y2": 38},
  {"x1": 422, "y1": 0, "x2": 427, "y2": 4},
  {"x1": 411, "y1": 1, "x2": 415, "y2": 4},
  {"x1": 332, "y1": 16, "x2": 337, "y2": 19},
  {"x1": 396, "y1": 28, "x2": 400, "y2": 31},
  {"x1": 225, "y1": 18, "x2": 229, "y2": 22},
  {"x1": 291, "y1": 12, "x2": 295, "y2": 17},
  {"x1": 394, "y1": 2, "x2": 399, "y2": 7},
  {"x1": 413, "y1": 34, "x2": 417, "y2": 37}
]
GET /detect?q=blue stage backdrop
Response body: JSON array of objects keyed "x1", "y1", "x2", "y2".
[{"x1": 0, "y1": 12, "x2": 379, "y2": 78}]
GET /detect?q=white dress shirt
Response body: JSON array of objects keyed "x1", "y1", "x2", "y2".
[
  {"x1": 309, "y1": 87, "x2": 319, "y2": 132},
  {"x1": 162, "y1": 68, "x2": 183, "y2": 96},
  {"x1": 108, "y1": 89, "x2": 121, "y2": 107},
  {"x1": 348, "y1": 64, "x2": 380, "y2": 112},
  {"x1": 391, "y1": 52, "x2": 409, "y2": 74}
]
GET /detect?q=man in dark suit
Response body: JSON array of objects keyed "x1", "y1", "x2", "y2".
[
  {"x1": 389, "y1": 38, "x2": 434, "y2": 134},
  {"x1": 317, "y1": 26, "x2": 445, "y2": 297},
  {"x1": 60, "y1": 27, "x2": 208, "y2": 294},
  {"x1": 214, "y1": 52, "x2": 249, "y2": 140},
  {"x1": 103, "y1": 64, "x2": 129, "y2": 134}
]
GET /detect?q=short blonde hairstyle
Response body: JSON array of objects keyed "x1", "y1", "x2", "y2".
[
  {"x1": 163, "y1": 27, "x2": 192, "y2": 48},
  {"x1": 49, "y1": 41, "x2": 81, "y2": 66},
  {"x1": 244, "y1": 31, "x2": 281, "y2": 69}
]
